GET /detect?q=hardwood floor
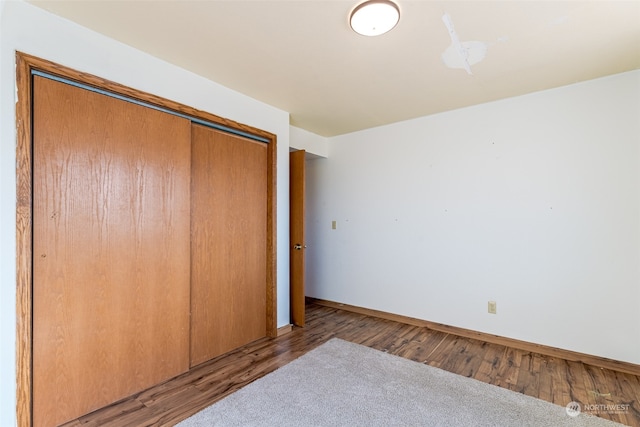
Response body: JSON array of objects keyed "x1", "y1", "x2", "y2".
[{"x1": 61, "y1": 303, "x2": 640, "y2": 427}]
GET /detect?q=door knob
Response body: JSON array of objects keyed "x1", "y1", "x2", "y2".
[{"x1": 293, "y1": 244, "x2": 306, "y2": 250}]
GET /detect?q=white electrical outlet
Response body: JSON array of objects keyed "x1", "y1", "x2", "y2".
[{"x1": 488, "y1": 301, "x2": 497, "y2": 314}]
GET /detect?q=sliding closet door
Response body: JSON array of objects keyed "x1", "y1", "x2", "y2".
[
  {"x1": 190, "y1": 124, "x2": 267, "y2": 366},
  {"x1": 32, "y1": 76, "x2": 192, "y2": 427}
]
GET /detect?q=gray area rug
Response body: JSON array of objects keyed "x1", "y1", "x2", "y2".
[{"x1": 176, "y1": 338, "x2": 623, "y2": 427}]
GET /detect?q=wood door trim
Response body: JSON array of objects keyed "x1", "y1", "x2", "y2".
[
  {"x1": 16, "y1": 51, "x2": 34, "y2": 427},
  {"x1": 15, "y1": 52, "x2": 277, "y2": 427},
  {"x1": 20, "y1": 54, "x2": 275, "y2": 143}
]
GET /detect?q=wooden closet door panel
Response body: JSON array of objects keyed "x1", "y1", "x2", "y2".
[
  {"x1": 190, "y1": 124, "x2": 267, "y2": 367},
  {"x1": 32, "y1": 76, "x2": 191, "y2": 426}
]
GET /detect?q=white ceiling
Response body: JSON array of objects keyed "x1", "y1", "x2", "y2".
[{"x1": 29, "y1": 0, "x2": 640, "y2": 137}]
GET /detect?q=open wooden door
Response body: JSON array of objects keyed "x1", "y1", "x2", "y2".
[{"x1": 290, "y1": 150, "x2": 306, "y2": 326}]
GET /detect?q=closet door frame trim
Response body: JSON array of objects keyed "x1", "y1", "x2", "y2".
[{"x1": 15, "y1": 52, "x2": 278, "y2": 427}]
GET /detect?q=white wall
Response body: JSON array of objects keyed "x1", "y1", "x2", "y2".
[
  {"x1": 0, "y1": 2, "x2": 290, "y2": 426},
  {"x1": 306, "y1": 70, "x2": 640, "y2": 365},
  {"x1": 0, "y1": 2, "x2": 14, "y2": 426},
  {"x1": 289, "y1": 125, "x2": 329, "y2": 158}
]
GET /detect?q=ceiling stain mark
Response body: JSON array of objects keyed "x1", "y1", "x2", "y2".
[
  {"x1": 547, "y1": 16, "x2": 569, "y2": 27},
  {"x1": 441, "y1": 13, "x2": 488, "y2": 75}
]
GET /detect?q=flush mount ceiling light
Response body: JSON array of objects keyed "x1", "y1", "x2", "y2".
[{"x1": 350, "y1": 0, "x2": 400, "y2": 36}]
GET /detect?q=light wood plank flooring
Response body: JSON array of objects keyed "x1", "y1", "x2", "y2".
[{"x1": 61, "y1": 303, "x2": 640, "y2": 426}]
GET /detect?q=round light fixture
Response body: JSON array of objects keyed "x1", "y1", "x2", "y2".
[{"x1": 350, "y1": 0, "x2": 400, "y2": 36}]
